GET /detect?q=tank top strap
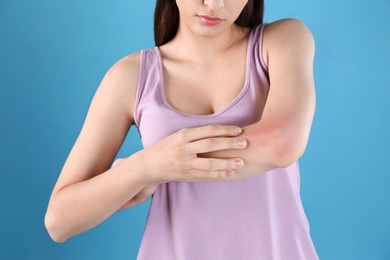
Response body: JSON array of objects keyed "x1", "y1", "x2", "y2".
[
  {"x1": 250, "y1": 23, "x2": 269, "y2": 82},
  {"x1": 134, "y1": 24, "x2": 269, "y2": 128},
  {"x1": 134, "y1": 48, "x2": 161, "y2": 127}
]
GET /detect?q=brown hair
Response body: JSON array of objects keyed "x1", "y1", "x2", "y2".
[{"x1": 154, "y1": 0, "x2": 264, "y2": 46}]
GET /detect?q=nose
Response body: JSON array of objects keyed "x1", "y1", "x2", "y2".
[{"x1": 204, "y1": 0, "x2": 224, "y2": 11}]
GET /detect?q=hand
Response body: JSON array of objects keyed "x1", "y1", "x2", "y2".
[
  {"x1": 139, "y1": 125, "x2": 248, "y2": 183},
  {"x1": 113, "y1": 125, "x2": 247, "y2": 210}
]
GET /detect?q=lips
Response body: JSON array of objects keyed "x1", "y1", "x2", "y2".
[{"x1": 197, "y1": 15, "x2": 223, "y2": 26}]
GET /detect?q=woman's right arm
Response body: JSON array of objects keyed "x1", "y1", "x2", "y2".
[
  {"x1": 44, "y1": 53, "x2": 147, "y2": 242},
  {"x1": 45, "y1": 53, "x2": 246, "y2": 243}
]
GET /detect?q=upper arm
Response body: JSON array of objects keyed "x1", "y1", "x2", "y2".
[
  {"x1": 245, "y1": 19, "x2": 316, "y2": 166},
  {"x1": 52, "y1": 53, "x2": 140, "y2": 194}
]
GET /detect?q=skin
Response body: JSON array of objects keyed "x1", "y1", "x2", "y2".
[{"x1": 45, "y1": 0, "x2": 315, "y2": 243}]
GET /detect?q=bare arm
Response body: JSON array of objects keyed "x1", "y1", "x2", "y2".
[
  {"x1": 201, "y1": 19, "x2": 316, "y2": 178},
  {"x1": 44, "y1": 54, "x2": 144, "y2": 242}
]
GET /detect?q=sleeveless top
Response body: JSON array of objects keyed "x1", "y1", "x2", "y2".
[{"x1": 134, "y1": 24, "x2": 318, "y2": 260}]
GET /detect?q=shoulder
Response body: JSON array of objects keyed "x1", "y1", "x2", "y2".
[
  {"x1": 97, "y1": 52, "x2": 141, "y2": 119},
  {"x1": 106, "y1": 52, "x2": 141, "y2": 82},
  {"x1": 262, "y1": 19, "x2": 315, "y2": 63},
  {"x1": 264, "y1": 18, "x2": 314, "y2": 46}
]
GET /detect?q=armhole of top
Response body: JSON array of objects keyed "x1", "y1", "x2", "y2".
[
  {"x1": 259, "y1": 24, "x2": 270, "y2": 81},
  {"x1": 133, "y1": 49, "x2": 144, "y2": 128}
]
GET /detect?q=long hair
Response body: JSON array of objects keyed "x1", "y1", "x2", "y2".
[{"x1": 154, "y1": 0, "x2": 264, "y2": 46}]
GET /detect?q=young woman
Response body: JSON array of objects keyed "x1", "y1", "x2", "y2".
[{"x1": 45, "y1": 0, "x2": 318, "y2": 259}]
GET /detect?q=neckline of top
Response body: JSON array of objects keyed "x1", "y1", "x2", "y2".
[{"x1": 154, "y1": 26, "x2": 257, "y2": 118}]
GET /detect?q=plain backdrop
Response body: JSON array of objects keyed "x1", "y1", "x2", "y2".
[{"x1": 1, "y1": 0, "x2": 389, "y2": 259}]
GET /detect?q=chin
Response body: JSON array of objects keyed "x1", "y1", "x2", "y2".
[{"x1": 192, "y1": 24, "x2": 227, "y2": 38}]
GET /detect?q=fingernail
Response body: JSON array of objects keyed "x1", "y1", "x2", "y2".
[
  {"x1": 235, "y1": 159, "x2": 244, "y2": 168},
  {"x1": 237, "y1": 139, "x2": 247, "y2": 148},
  {"x1": 234, "y1": 127, "x2": 242, "y2": 134},
  {"x1": 226, "y1": 170, "x2": 235, "y2": 177}
]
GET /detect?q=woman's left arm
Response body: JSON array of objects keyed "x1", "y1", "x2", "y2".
[
  {"x1": 114, "y1": 19, "x2": 315, "y2": 208},
  {"x1": 202, "y1": 19, "x2": 316, "y2": 179}
]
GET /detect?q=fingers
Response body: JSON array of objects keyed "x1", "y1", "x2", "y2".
[
  {"x1": 172, "y1": 157, "x2": 244, "y2": 182},
  {"x1": 191, "y1": 157, "x2": 244, "y2": 172},
  {"x1": 144, "y1": 125, "x2": 247, "y2": 184},
  {"x1": 187, "y1": 137, "x2": 247, "y2": 154},
  {"x1": 184, "y1": 169, "x2": 236, "y2": 182},
  {"x1": 169, "y1": 125, "x2": 246, "y2": 182},
  {"x1": 179, "y1": 125, "x2": 243, "y2": 142}
]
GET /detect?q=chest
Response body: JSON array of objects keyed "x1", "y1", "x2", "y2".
[
  {"x1": 162, "y1": 50, "x2": 247, "y2": 116},
  {"x1": 137, "y1": 48, "x2": 270, "y2": 148}
]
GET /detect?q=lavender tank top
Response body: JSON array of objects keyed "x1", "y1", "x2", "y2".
[{"x1": 134, "y1": 24, "x2": 318, "y2": 260}]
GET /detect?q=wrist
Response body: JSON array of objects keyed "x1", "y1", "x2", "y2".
[{"x1": 132, "y1": 149, "x2": 164, "y2": 185}]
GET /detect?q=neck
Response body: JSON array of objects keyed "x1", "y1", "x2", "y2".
[{"x1": 166, "y1": 24, "x2": 248, "y2": 63}]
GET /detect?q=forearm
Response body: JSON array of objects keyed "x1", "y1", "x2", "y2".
[
  {"x1": 205, "y1": 19, "x2": 316, "y2": 181},
  {"x1": 199, "y1": 121, "x2": 302, "y2": 180},
  {"x1": 45, "y1": 152, "x2": 151, "y2": 243}
]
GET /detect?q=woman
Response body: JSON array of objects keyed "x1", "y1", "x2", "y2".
[{"x1": 45, "y1": 0, "x2": 318, "y2": 259}]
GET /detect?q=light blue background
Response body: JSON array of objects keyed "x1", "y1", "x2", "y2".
[{"x1": 1, "y1": 0, "x2": 389, "y2": 259}]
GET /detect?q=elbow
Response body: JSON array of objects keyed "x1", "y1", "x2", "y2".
[
  {"x1": 271, "y1": 146, "x2": 302, "y2": 169},
  {"x1": 267, "y1": 136, "x2": 307, "y2": 169},
  {"x1": 243, "y1": 124, "x2": 310, "y2": 169},
  {"x1": 44, "y1": 211, "x2": 68, "y2": 243}
]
